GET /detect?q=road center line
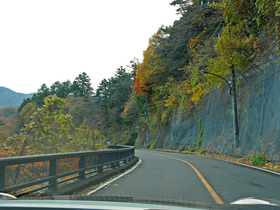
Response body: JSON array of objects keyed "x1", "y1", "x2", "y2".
[{"x1": 146, "y1": 151, "x2": 224, "y2": 204}]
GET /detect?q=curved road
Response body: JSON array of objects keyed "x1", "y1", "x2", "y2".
[{"x1": 92, "y1": 150, "x2": 280, "y2": 204}]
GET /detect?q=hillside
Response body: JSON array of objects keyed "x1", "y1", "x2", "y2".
[
  {"x1": 137, "y1": 52, "x2": 280, "y2": 162},
  {"x1": 1, "y1": 0, "x2": 280, "y2": 162},
  {"x1": 0, "y1": 87, "x2": 33, "y2": 107}
]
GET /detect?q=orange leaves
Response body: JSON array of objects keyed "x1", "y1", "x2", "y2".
[
  {"x1": 132, "y1": 75, "x2": 153, "y2": 96},
  {"x1": 132, "y1": 75, "x2": 144, "y2": 96},
  {"x1": 133, "y1": 57, "x2": 153, "y2": 96},
  {"x1": 132, "y1": 29, "x2": 166, "y2": 98},
  {"x1": 57, "y1": 157, "x2": 79, "y2": 174},
  {"x1": 0, "y1": 146, "x2": 14, "y2": 157}
]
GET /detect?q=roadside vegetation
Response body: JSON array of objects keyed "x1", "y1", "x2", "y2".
[
  {"x1": 151, "y1": 147, "x2": 280, "y2": 173},
  {"x1": 0, "y1": 68, "x2": 136, "y2": 156},
  {"x1": 0, "y1": 0, "x2": 279, "y2": 164}
]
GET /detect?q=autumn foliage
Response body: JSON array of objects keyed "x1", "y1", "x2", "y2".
[
  {"x1": 1, "y1": 0, "x2": 280, "y2": 192},
  {"x1": 132, "y1": 0, "x2": 279, "y2": 113}
]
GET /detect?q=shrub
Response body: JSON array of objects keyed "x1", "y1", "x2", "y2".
[
  {"x1": 145, "y1": 144, "x2": 150, "y2": 149},
  {"x1": 150, "y1": 143, "x2": 155, "y2": 149},
  {"x1": 240, "y1": 157, "x2": 249, "y2": 162},
  {"x1": 199, "y1": 149, "x2": 206, "y2": 155},
  {"x1": 250, "y1": 151, "x2": 268, "y2": 166},
  {"x1": 196, "y1": 119, "x2": 204, "y2": 150},
  {"x1": 190, "y1": 148, "x2": 196, "y2": 152},
  {"x1": 178, "y1": 145, "x2": 185, "y2": 152}
]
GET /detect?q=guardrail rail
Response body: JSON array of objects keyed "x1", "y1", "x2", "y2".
[{"x1": 0, "y1": 145, "x2": 135, "y2": 196}]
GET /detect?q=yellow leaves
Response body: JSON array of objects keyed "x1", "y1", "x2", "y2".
[
  {"x1": 214, "y1": 20, "x2": 255, "y2": 71},
  {"x1": 95, "y1": 142, "x2": 106, "y2": 150},
  {"x1": 187, "y1": 84, "x2": 207, "y2": 104},
  {"x1": 162, "y1": 78, "x2": 207, "y2": 108},
  {"x1": 164, "y1": 96, "x2": 176, "y2": 107},
  {"x1": 209, "y1": 2, "x2": 222, "y2": 9},
  {"x1": 72, "y1": 124, "x2": 105, "y2": 151},
  {"x1": 190, "y1": 35, "x2": 201, "y2": 56},
  {"x1": 190, "y1": 35, "x2": 200, "y2": 48},
  {"x1": 133, "y1": 28, "x2": 166, "y2": 97},
  {"x1": 121, "y1": 100, "x2": 134, "y2": 121}
]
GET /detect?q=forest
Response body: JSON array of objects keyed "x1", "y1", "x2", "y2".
[{"x1": 0, "y1": 0, "x2": 279, "y2": 157}]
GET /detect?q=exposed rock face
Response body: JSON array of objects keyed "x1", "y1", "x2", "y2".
[{"x1": 139, "y1": 54, "x2": 280, "y2": 162}]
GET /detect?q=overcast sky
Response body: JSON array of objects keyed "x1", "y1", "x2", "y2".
[{"x1": 0, "y1": 0, "x2": 179, "y2": 94}]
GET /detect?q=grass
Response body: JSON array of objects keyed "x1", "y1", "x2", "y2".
[{"x1": 249, "y1": 151, "x2": 268, "y2": 166}]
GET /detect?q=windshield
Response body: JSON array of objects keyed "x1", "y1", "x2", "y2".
[{"x1": 0, "y1": 0, "x2": 280, "y2": 209}]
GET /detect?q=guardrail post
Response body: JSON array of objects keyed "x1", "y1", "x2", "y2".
[
  {"x1": 116, "y1": 151, "x2": 120, "y2": 167},
  {"x1": 97, "y1": 154, "x2": 103, "y2": 174},
  {"x1": 49, "y1": 159, "x2": 57, "y2": 190},
  {"x1": 0, "y1": 145, "x2": 134, "y2": 195},
  {"x1": 0, "y1": 165, "x2": 5, "y2": 190},
  {"x1": 79, "y1": 156, "x2": 85, "y2": 180}
]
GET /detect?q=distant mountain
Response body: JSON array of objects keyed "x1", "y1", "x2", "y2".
[{"x1": 0, "y1": 87, "x2": 34, "y2": 107}]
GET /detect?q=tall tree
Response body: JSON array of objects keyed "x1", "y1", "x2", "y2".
[
  {"x1": 32, "y1": 84, "x2": 51, "y2": 107},
  {"x1": 25, "y1": 94, "x2": 72, "y2": 153},
  {"x1": 50, "y1": 80, "x2": 72, "y2": 98},
  {"x1": 96, "y1": 67, "x2": 134, "y2": 130},
  {"x1": 72, "y1": 72, "x2": 93, "y2": 97},
  {"x1": 6, "y1": 94, "x2": 73, "y2": 155},
  {"x1": 133, "y1": 29, "x2": 166, "y2": 98}
]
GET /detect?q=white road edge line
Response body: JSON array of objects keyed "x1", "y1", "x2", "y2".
[
  {"x1": 221, "y1": 159, "x2": 280, "y2": 176},
  {"x1": 194, "y1": 152, "x2": 280, "y2": 176},
  {"x1": 87, "y1": 158, "x2": 142, "y2": 195},
  {"x1": 155, "y1": 150, "x2": 280, "y2": 176}
]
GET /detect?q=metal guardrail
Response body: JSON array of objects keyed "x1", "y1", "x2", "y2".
[{"x1": 0, "y1": 146, "x2": 135, "y2": 196}]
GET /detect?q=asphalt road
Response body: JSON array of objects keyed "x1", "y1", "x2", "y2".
[{"x1": 92, "y1": 150, "x2": 280, "y2": 204}]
